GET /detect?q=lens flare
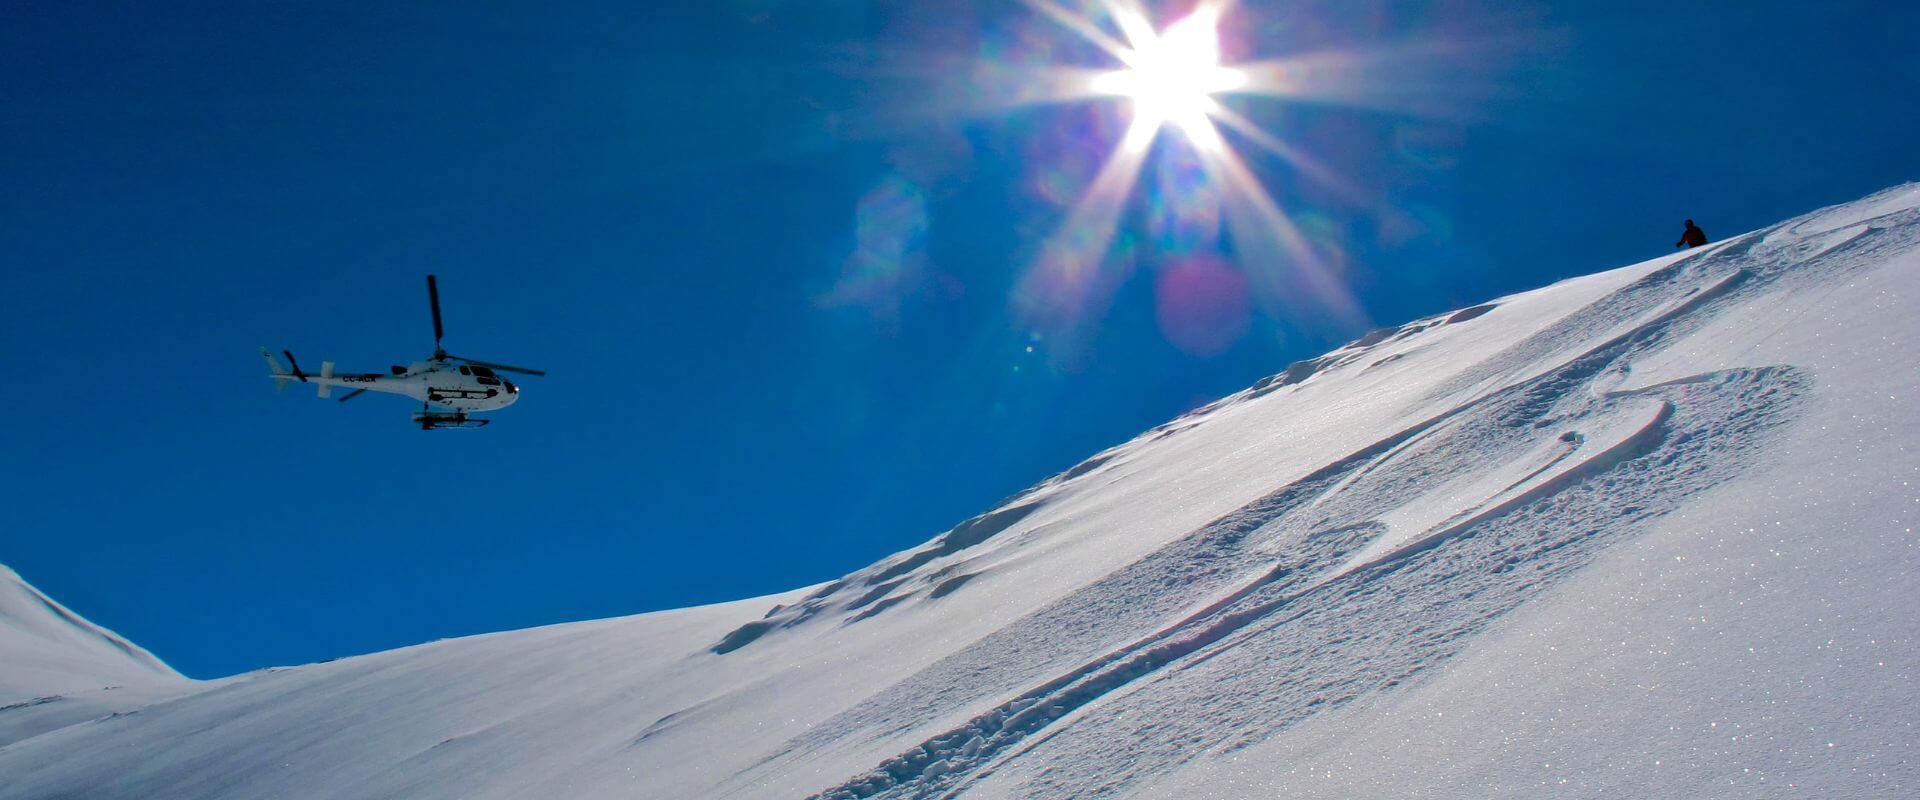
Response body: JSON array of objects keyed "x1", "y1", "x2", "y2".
[
  {"x1": 1155, "y1": 254, "x2": 1251, "y2": 357},
  {"x1": 819, "y1": 174, "x2": 931, "y2": 320},
  {"x1": 1003, "y1": 0, "x2": 1372, "y2": 350}
]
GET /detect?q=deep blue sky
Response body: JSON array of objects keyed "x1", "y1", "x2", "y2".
[{"x1": 3, "y1": 1, "x2": 1916, "y2": 679}]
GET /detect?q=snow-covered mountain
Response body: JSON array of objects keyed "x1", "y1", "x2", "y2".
[
  {"x1": 4, "y1": 185, "x2": 1917, "y2": 798},
  {"x1": 0, "y1": 564, "x2": 188, "y2": 749},
  {"x1": 0, "y1": 565, "x2": 179, "y2": 701}
]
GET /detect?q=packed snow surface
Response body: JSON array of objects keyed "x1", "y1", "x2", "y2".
[{"x1": 4, "y1": 185, "x2": 1918, "y2": 798}]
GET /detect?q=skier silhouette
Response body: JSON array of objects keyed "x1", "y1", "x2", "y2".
[{"x1": 1675, "y1": 219, "x2": 1708, "y2": 249}]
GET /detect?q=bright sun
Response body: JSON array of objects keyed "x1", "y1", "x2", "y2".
[
  {"x1": 1089, "y1": 7, "x2": 1246, "y2": 146},
  {"x1": 1001, "y1": 0, "x2": 1375, "y2": 341}
]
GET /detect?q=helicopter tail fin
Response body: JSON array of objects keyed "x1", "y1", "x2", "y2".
[
  {"x1": 317, "y1": 361, "x2": 335, "y2": 399},
  {"x1": 260, "y1": 348, "x2": 296, "y2": 393}
]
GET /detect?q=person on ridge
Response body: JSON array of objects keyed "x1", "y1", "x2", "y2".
[{"x1": 1675, "y1": 219, "x2": 1708, "y2": 249}]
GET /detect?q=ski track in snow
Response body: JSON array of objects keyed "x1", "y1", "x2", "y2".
[{"x1": 793, "y1": 188, "x2": 1920, "y2": 799}]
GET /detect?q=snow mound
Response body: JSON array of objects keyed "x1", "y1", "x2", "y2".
[
  {"x1": 3, "y1": 183, "x2": 1918, "y2": 798},
  {"x1": 0, "y1": 564, "x2": 182, "y2": 704},
  {"x1": 0, "y1": 565, "x2": 191, "y2": 749}
]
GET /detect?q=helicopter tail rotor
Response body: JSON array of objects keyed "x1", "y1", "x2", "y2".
[{"x1": 281, "y1": 350, "x2": 309, "y2": 382}]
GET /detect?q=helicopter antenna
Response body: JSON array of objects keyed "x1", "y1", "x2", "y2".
[{"x1": 427, "y1": 274, "x2": 446, "y2": 360}]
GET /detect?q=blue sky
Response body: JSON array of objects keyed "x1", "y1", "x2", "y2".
[{"x1": 3, "y1": 0, "x2": 1916, "y2": 679}]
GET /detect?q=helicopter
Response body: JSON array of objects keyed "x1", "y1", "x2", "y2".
[{"x1": 262, "y1": 275, "x2": 545, "y2": 430}]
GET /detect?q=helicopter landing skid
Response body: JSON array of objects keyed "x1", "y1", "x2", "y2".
[{"x1": 413, "y1": 409, "x2": 489, "y2": 430}]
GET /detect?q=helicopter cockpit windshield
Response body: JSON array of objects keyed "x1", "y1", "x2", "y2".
[{"x1": 461, "y1": 364, "x2": 502, "y2": 385}]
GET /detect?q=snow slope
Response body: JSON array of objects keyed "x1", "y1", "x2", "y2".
[
  {"x1": 0, "y1": 565, "x2": 189, "y2": 748},
  {"x1": 3, "y1": 185, "x2": 1917, "y2": 799}
]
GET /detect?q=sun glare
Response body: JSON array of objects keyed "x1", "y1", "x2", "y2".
[
  {"x1": 1090, "y1": 7, "x2": 1246, "y2": 143},
  {"x1": 1004, "y1": 0, "x2": 1376, "y2": 352}
]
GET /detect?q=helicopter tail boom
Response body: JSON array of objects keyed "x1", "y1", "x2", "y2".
[{"x1": 262, "y1": 348, "x2": 356, "y2": 399}]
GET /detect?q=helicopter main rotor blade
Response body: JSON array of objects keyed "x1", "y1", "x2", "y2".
[
  {"x1": 336, "y1": 388, "x2": 368, "y2": 403},
  {"x1": 450, "y1": 356, "x2": 546, "y2": 377},
  {"x1": 427, "y1": 274, "x2": 445, "y2": 353}
]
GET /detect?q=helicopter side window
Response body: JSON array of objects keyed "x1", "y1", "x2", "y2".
[
  {"x1": 469, "y1": 366, "x2": 496, "y2": 378},
  {"x1": 458, "y1": 366, "x2": 471, "y2": 375},
  {"x1": 477, "y1": 376, "x2": 501, "y2": 386}
]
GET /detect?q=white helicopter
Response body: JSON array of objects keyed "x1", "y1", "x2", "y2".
[{"x1": 262, "y1": 275, "x2": 545, "y2": 429}]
